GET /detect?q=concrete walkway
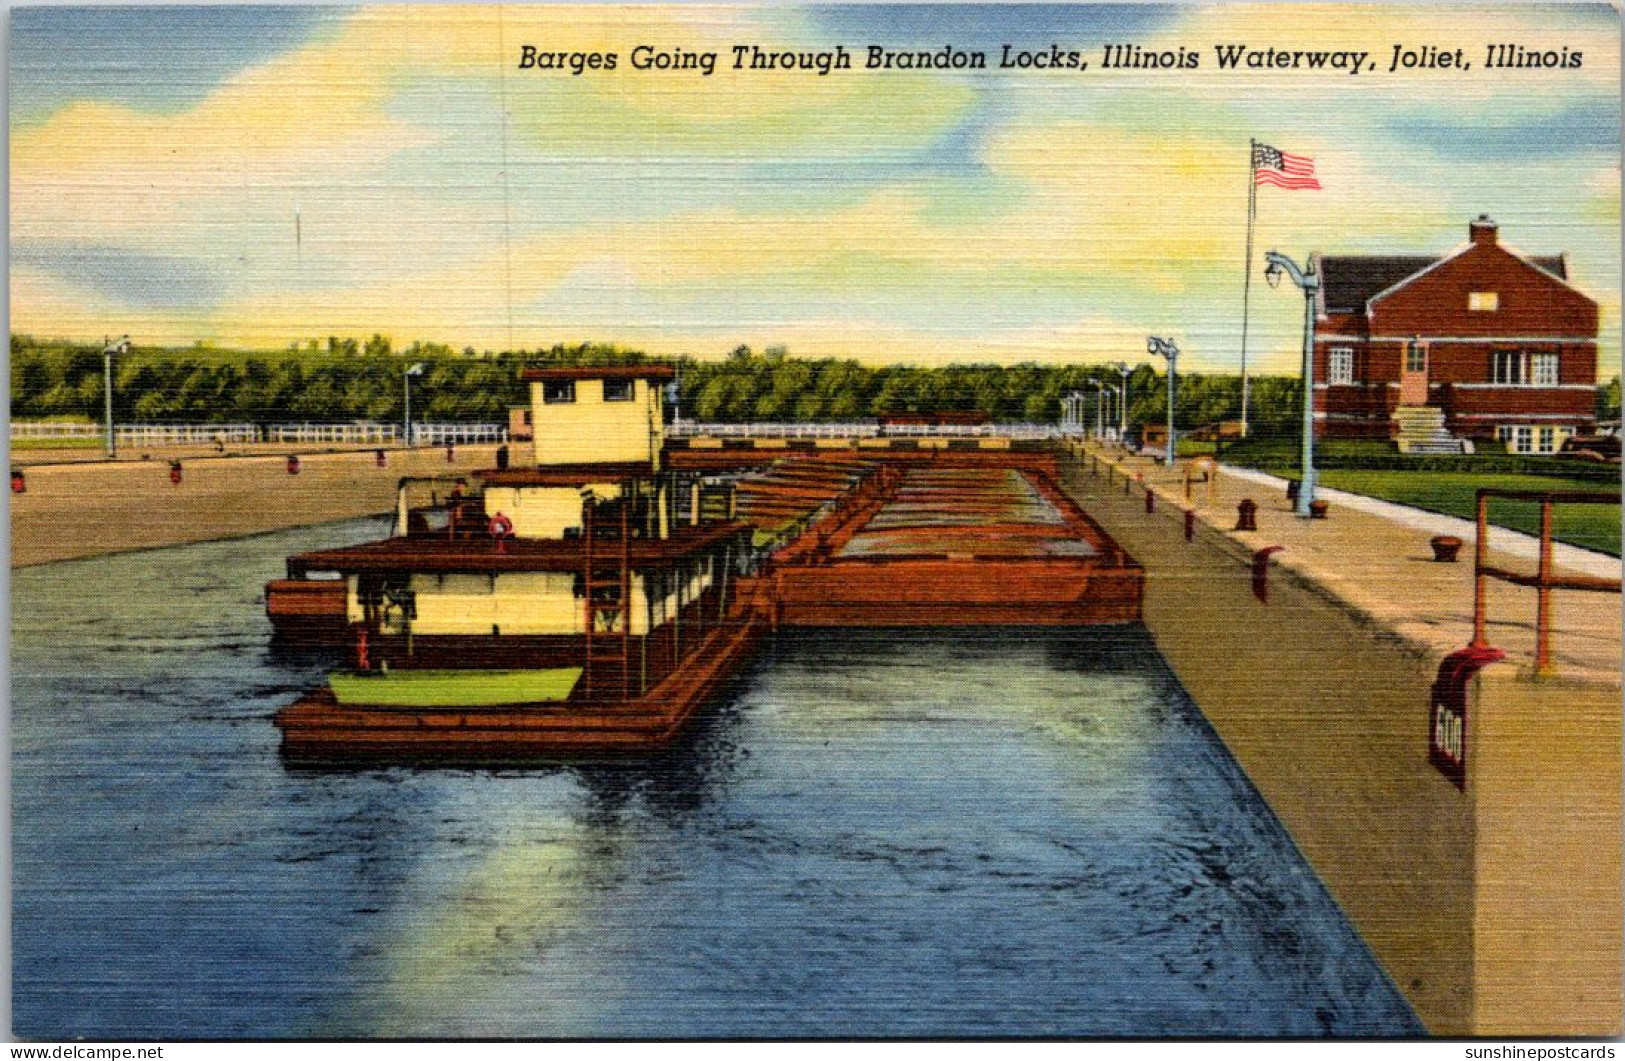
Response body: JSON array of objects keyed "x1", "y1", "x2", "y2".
[
  {"x1": 10, "y1": 445, "x2": 510, "y2": 567},
  {"x1": 1066, "y1": 444, "x2": 1621, "y2": 685},
  {"x1": 1221, "y1": 463, "x2": 1621, "y2": 580}
]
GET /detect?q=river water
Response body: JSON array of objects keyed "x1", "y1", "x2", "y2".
[{"x1": 12, "y1": 519, "x2": 1421, "y2": 1038}]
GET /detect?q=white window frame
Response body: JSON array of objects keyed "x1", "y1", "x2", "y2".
[
  {"x1": 1513, "y1": 426, "x2": 1534, "y2": 454},
  {"x1": 1491, "y1": 351, "x2": 1526, "y2": 386},
  {"x1": 1538, "y1": 426, "x2": 1556, "y2": 454},
  {"x1": 1328, "y1": 347, "x2": 1354, "y2": 385},
  {"x1": 1531, "y1": 353, "x2": 1559, "y2": 387}
]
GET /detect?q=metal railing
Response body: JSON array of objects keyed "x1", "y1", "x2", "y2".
[
  {"x1": 668, "y1": 420, "x2": 1063, "y2": 440},
  {"x1": 1471, "y1": 488, "x2": 1622, "y2": 674}
]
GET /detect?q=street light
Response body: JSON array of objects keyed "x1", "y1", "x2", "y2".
[
  {"x1": 1107, "y1": 362, "x2": 1132, "y2": 441},
  {"x1": 403, "y1": 362, "x2": 426, "y2": 447},
  {"x1": 1264, "y1": 250, "x2": 1320, "y2": 517},
  {"x1": 1147, "y1": 336, "x2": 1179, "y2": 467},
  {"x1": 1061, "y1": 391, "x2": 1089, "y2": 436},
  {"x1": 1090, "y1": 379, "x2": 1117, "y2": 439},
  {"x1": 102, "y1": 335, "x2": 129, "y2": 459}
]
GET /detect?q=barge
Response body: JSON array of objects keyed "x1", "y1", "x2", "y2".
[
  {"x1": 272, "y1": 366, "x2": 762, "y2": 760},
  {"x1": 270, "y1": 366, "x2": 1147, "y2": 760}
]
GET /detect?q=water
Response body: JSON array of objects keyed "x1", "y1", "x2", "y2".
[{"x1": 12, "y1": 519, "x2": 1422, "y2": 1038}]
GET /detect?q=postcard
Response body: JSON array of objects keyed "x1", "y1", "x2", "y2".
[{"x1": 9, "y1": 2, "x2": 1621, "y2": 1043}]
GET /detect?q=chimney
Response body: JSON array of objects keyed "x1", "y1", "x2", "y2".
[{"x1": 1469, "y1": 214, "x2": 1498, "y2": 246}]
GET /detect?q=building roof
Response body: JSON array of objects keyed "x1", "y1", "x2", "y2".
[
  {"x1": 521, "y1": 365, "x2": 676, "y2": 382},
  {"x1": 1319, "y1": 253, "x2": 1568, "y2": 313}
]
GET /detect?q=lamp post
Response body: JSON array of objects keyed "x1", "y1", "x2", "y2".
[
  {"x1": 1147, "y1": 336, "x2": 1179, "y2": 467},
  {"x1": 403, "y1": 362, "x2": 425, "y2": 447},
  {"x1": 1264, "y1": 250, "x2": 1320, "y2": 517},
  {"x1": 1096, "y1": 380, "x2": 1119, "y2": 439},
  {"x1": 102, "y1": 335, "x2": 129, "y2": 459},
  {"x1": 1111, "y1": 361, "x2": 1133, "y2": 442}
]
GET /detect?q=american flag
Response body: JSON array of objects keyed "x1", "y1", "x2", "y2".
[{"x1": 1253, "y1": 143, "x2": 1321, "y2": 190}]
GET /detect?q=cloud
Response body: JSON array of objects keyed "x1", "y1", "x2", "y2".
[
  {"x1": 8, "y1": 4, "x2": 1619, "y2": 378},
  {"x1": 11, "y1": 245, "x2": 228, "y2": 312}
]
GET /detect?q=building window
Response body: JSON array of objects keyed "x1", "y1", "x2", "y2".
[
  {"x1": 1468, "y1": 291, "x2": 1499, "y2": 311},
  {"x1": 1328, "y1": 347, "x2": 1354, "y2": 385},
  {"x1": 602, "y1": 377, "x2": 635, "y2": 402},
  {"x1": 1531, "y1": 353, "x2": 1559, "y2": 387},
  {"x1": 1406, "y1": 342, "x2": 1427, "y2": 373},
  {"x1": 542, "y1": 380, "x2": 576, "y2": 404},
  {"x1": 1538, "y1": 426, "x2": 1556, "y2": 454},
  {"x1": 1491, "y1": 351, "x2": 1525, "y2": 385},
  {"x1": 1514, "y1": 426, "x2": 1533, "y2": 454}
]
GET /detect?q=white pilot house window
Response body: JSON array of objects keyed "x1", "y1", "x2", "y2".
[{"x1": 1328, "y1": 347, "x2": 1354, "y2": 385}]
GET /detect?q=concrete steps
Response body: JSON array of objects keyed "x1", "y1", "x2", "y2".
[{"x1": 1392, "y1": 405, "x2": 1467, "y2": 455}]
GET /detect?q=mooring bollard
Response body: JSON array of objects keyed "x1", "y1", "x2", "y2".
[
  {"x1": 375, "y1": 448, "x2": 387, "y2": 469},
  {"x1": 10, "y1": 469, "x2": 25, "y2": 495},
  {"x1": 1309, "y1": 499, "x2": 1330, "y2": 520},
  {"x1": 1235, "y1": 498, "x2": 1257, "y2": 532},
  {"x1": 1144, "y1": 489, "x2": 1155, "y2": 514},
  {"x1": 1185, "y1": 509, "x2": 1195, "y2": 542},
  {"x1": 1286, "y1": 479, "x2": 1300, "y2": 506},
  {"x1": 169, "y1": 460, "x2": 184, "y2": 486},
  {"x1": 1430, "y1": 535, "x2": 1464, "y2": 563},
  {"x1": 446, "y1": 442, "x2": 456, "y2": 463},
  {"x1": 287, "y1": 454, "x2": 301, "y2": 475},
  {"x1": 1251, "y1": 545, "x2": 1285, "y2": 603}
]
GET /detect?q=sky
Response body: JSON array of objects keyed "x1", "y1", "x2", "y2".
[{"x1": 8, "y1": 3, "x2": 1621, "y2": 374}]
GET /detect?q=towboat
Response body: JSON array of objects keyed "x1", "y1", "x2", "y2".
[{"x1": 272, "y1": 366, "x2": 764, "y2": 760}]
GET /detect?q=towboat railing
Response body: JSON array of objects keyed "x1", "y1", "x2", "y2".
[{"x1": 1470, "y1": 489, "x2": 1620, "y2": 675}]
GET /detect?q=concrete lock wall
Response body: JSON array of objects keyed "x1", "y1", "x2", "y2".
[
  {"x1": 1060, "y1": 452, "x2": 1621, "y2": 1036},
  {"x1": 11, "y1": 445, "x2": 508, "y2": 568}
]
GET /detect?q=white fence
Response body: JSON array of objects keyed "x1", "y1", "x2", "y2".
[
  {"x1": 669, "y1": 420, "x2": 1063, "y2": 441},
  {"x1": 11, "y1": 421, "x2": 102, "y2": 439},
  {"x1": 409, "y1": 423, "x2": 507, "y2": 446},
  {"x1": 266, "y1": 423, "x2": 400, "y2": 445},
  {"x1": 11, "y1": 421, "x2": 506, "y2": 447},
  {"x1": 115, "y1": 423, "x2": 263, "y2": 446},
  {"x1": 670, "y1": 421, "x2": 880, "y2": 439}
]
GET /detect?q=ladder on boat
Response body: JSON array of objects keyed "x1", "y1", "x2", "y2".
[{"x1": 582, "y1": 495, "x2": 633, "y2": 701}]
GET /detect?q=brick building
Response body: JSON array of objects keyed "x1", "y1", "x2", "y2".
[{"x1": 1313, "y1": 216, "x2": 1599, "y2": 454}]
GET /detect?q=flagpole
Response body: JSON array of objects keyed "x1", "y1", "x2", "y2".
[{"x1": 1239, "y1": 138, "x2": 1258, "y2": 438}]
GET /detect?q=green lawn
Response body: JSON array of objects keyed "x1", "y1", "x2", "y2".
[{"x1": 1303, "y1": 470, "x2": 1621, "y2": 556}]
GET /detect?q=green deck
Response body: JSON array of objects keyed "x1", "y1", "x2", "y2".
[{"x1": 329, "y1": 667, "x2": 583, "y2": 708}]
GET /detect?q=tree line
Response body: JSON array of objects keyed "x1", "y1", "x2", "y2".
[{"x1": 12, "y1": 335, "x2": 1620, "y2": 432}]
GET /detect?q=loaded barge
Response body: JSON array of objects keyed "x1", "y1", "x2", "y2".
[{"x1": 270, "y1": 367, "x2": 1144, "y2": 760}]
